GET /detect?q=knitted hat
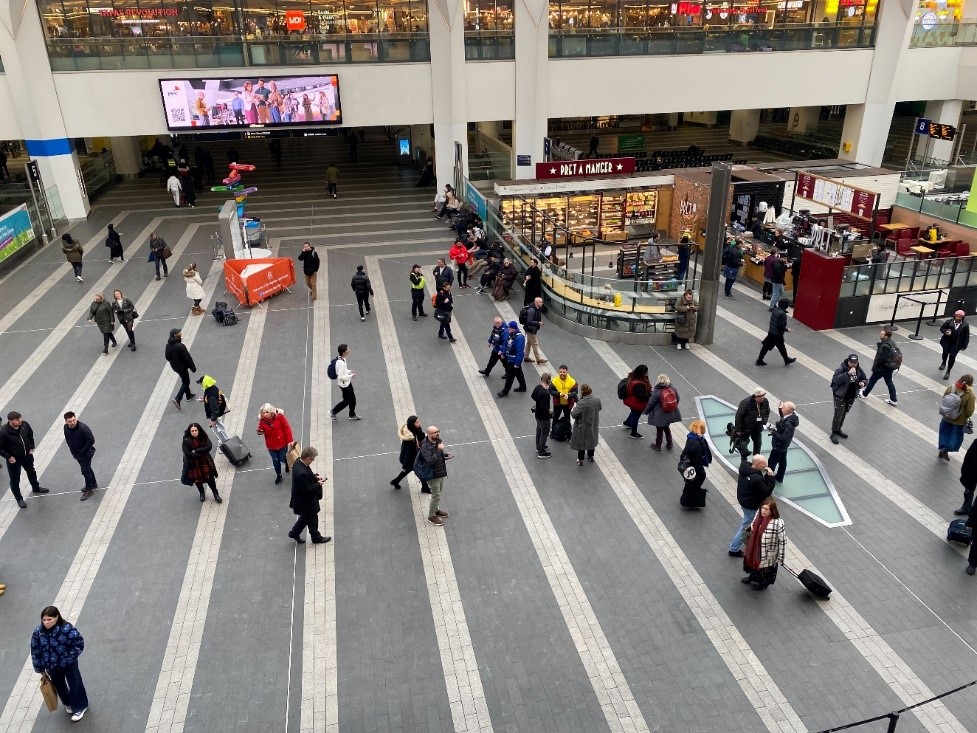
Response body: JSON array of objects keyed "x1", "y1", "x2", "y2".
[{"x1": 508, "y1": 320, "x2": 519, "y2": 329}]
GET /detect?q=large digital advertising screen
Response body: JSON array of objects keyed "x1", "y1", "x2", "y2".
[{"x1": 158, "y1": 75, "x2": 341, "y2": 131}]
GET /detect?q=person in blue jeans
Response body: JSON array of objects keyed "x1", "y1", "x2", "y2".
[
  {"x1": 31, "y1": 606, "x2": 89, "y2": 722},
  {"x1": 860, "y1": 328, "x2": 899, "y2": 406},
  {"x1": 728, "y1": 455, "x2": 776, "y2": 556}
]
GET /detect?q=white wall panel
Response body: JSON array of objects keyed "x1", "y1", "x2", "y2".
[
  {"x1": 548, "y1": 50, "x2": 875, "y2": 117},
  {"x1": 893, "y1": 48, "x2": 961, "y2": 101},
  {"x1": 465, "y1": 62, "x2": 515, "y2": 120},
  {"x1": 51, "y1": 65, "x2": 435, "y2": 137},
  {"x1": 0, "y1": 75, "x2": 21, "y2": 138}
]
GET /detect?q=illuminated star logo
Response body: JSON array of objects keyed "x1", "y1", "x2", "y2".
[
  {"x1": 615, "y1": 163, "x2": 624, "y2": 171},
  {"x1": 549, "y1": 167, "x2": 557, "y2": 175}
]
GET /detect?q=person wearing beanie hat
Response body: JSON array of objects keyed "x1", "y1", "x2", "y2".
[
  {"x1": 350, "y1": 264, "x2": 373, "y2": 321},
  {"x1": 498, "y1": 321, "x2": 527, "y2": 397},
  {"x1": 831, "y1": 353, "x2": 867, "y2": 444},
  {"x1": 939, "y1": 310, "x2": 970, "y2": 381},
  {"x1": 165, "y1": 328, "x2": 197, "y2": 411},
  {"x1": 733, "y1": 388, "x2": 770, "y2": 457},
  {"x1": 860, "y1": 328, "x2": 900, "y2": 406}
]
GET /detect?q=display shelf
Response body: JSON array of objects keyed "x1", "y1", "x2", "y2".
[
  {"x1": 626, "y1": 190, "x2": 658, "y2": 225},
  {"x1": 599, "y1": 193, "x2": 626, "y2": 240}
]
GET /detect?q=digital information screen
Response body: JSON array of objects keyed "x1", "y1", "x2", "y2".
[{"x1": 159, "y1": 75, "x2": 341, "y2": 131}]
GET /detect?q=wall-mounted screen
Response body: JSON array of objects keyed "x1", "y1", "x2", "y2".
[{"x1": 158, "y1": 75, "x2": 341, "y2": 131}]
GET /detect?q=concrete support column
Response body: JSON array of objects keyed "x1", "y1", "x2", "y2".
[
  {"x1": 729, "y1": 109, "x2": 761, "y2": 146},
  {"x1": 838, "y1": 0, "x2": 915, "y2": 166},
  {"x1": 0, "y1": 4, "x2": 90, "y2": 219},
  {"x1": 512, "y1": 0, "x2": 549, "y2": 179},
  {"x1": 787, "y1": 106, "x2": 820, "y2": 136},
  {"x1": 667, "y1": 113, "x2": 680, "y2": 130},
  {"x1": 428, "y1": 0, "x2": 468, "y2": 186},
  {"x1": 915, "y1": 99, "x2": 964, "y2": 163},
  {"x1": 110, "y1": 136, "x2": 143, "y2": 180}
]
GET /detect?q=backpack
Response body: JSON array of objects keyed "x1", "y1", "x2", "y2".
[
  {"x1": 327, "y1": 357, "x2": 339, "y2": 380},
  {"x1": 659, "y1": 386, "x2": 678, "y2": 413},
  {"x1": 940, "y1": 391, "x2": 963, "y2": 420},
  {"x1": 518, "y1": 306, "x2": 530, "y2": 325},
  {"x1": 887, "y1": 344, "x2": 903, "y2": 370},
  {"x1": 617, "y1": 377, "x2": 629, "y2": 400},
  {"x1": 412, "y1": 452, "x2": 435, "y2": 482}
]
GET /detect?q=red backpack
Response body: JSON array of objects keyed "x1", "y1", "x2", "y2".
[{"x1": 659, "y1": 386, "x2": 678, "y2": 413}]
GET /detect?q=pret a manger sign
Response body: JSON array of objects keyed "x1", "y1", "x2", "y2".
[{"x1": 536, "y1": 157, "x2": 636, "y2": 180}]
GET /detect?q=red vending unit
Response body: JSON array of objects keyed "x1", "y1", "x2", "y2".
[{"x1": 793, "y1": 249, "x2": 847, "y2": 331}]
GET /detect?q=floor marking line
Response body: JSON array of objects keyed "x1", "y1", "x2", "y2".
[
  {"x1": 0, "y1": 257, "x2": 226, "y2": 732},
  {"x1": 144, "y1": 243, "x2": 275, "y2": 732},
  {"x1": 368, "y1": 255, "x2": 495, "y2": 733}
]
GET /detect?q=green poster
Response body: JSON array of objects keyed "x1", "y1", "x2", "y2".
[{"x1": 617, "y1": 134, "x2": 645, "y2": 152}]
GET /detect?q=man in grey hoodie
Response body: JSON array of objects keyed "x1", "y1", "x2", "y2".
[{"x1": 766, "y1": 401, "x2": 799, "y2": 484}]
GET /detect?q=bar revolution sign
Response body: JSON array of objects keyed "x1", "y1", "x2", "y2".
[{"x1": 535, "y1": 157, "x2": 636, "y2": 180}]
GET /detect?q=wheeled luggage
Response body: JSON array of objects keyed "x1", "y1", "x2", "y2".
[
  {"x1": 550, "y1": 416, "x2": 572, "y2": 442},
  {"x1": 212, "y1": 301, "x2": 238, "y2": 326},
  {"x1": 948, "y1": 518, "x2": 973, "y2": 545},
  {"x1": 212, "y1": 421, "x2": 251, "y2": 466},
  {"x1": 783, "y1": 565, "x2": 832, "y2": 599}
]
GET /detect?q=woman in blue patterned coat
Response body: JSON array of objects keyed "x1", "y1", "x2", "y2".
[{"x1": 30, "y1": 605, "x2": 89, "y2": 721}]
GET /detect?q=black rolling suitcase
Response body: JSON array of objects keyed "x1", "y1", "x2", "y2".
[
  {"x1": 783, "y1": 565, "x2": 832, "y2": 599},
  {"x1": 947, "y1": 518, "x2": 973, "y2": 545},
  {"x1": 212, "y1": 421, "x2": 251, "y2": 466}
]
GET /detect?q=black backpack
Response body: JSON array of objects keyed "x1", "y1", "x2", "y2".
[
  {"x1": 518, "y1": 306, "x2": 530, "y2": 326},
  {"x1": 617, "y1": 377, "x2": 629, "y2": 400},
  {"x1": 327, "y1": 357, "x2": 339, "y2": 380}
]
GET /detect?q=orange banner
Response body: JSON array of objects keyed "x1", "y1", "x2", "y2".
[{"x1": 223, "y1": 258, "x2": 296, "y2": 306}]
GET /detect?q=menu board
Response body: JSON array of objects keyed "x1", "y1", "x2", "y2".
[{"x1": 795, "y1": 172, "x2": 878, "y2": 220}]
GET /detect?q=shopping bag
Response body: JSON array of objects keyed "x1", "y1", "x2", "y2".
[
  {"x1": 286, "y1": 442, "x2": 302, "y2": 471},
  {"x1": 39, "y1": 673, "x2": 58, "y2": 712}
]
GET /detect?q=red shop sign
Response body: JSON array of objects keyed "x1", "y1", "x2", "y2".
[
  {"x1": 795, "y1": 172, "x2": 878, "y2": 220},
  {"x1": 285, "y1": 10, "x2": 307, "y2": 31},
  {"x1": 536, "y1": 157, "x2": 636, "y2": 180}
]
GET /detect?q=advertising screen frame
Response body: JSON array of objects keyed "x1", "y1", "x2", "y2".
[
  {"x1": 0, "y1": 204, "x2": 37, "y2": 266},
  {"x1": 158, "y1": 75, "x2": 342, "y2": 132}
]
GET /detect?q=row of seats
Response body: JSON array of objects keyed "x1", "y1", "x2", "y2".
[{"x1": 753, "y1": 134, "x2": 836, "y2": 160}]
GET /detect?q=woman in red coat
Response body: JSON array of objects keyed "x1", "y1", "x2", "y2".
[
  {"x1": 448, "y1": 240, "x2": 470, "y2": 289},
  {"x1": 622, "y1": 364, "x2": 651, "y2": 440},
  {"x1": 256, "y1": 403, "x2": 294, "y2": 484}
]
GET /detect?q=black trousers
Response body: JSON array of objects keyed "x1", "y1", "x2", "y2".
[
  {"x1": 75, "y1": 454, "x2": 97, "y2": 490},
  {"x1": 483, "y1": 350, "x2": 503, "y2": 375},
  {"x1": 355, "y1": 293, "x2": 371, "y2": 317},
  {"x1": 831, "y1": 397, "x2": 855, "y2": 434},
  {"x1": 457, "y1": 263, "x2": 468, "y2": 287},
  {"x1": 502, "y1": 361, "x2": 526, "y2": 394},
  {"x1": 411, "y1": 289, "x2": 426, "y2": 316},
  {"x1": 333, "y1": 384, "x2": 357, "y2": 416},
  {"x1": 119, "y1": 318, "x2": 135, "y2": 345},
  {"x1": 758, "y1": 334, "x2": 789, "y2": 363},
  {"x1": 174, "y1": 370, "x2": 193, "y2": 403},
  {"x1": 101, "y1": 331, "x2": 118, "y2": 349},
  {"x1": 6, "y1": 454, "x2": 40, "y2": 501},
  {"x1": 290, "y1": 512, "x2": 324, "y2": 540},
  {"x1": 739, "y1": 427, "x2": 763, "y2": 456}
]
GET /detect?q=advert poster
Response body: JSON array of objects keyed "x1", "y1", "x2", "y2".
[
  {"x1": 0, "y1": 205, "x2": 36, "y2": 265},
  {"x1": 536, "y1": 157, "x2": 636, "y2": 180}
]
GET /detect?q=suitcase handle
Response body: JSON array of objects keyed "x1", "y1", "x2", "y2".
[{"x1": 780, "y1": 563, "x2": 800, "y2": 579}]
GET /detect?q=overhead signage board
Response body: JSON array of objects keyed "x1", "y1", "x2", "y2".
[
  {"x1": 794, "y1": 171, "x2": 878, "y2": 220},
  {"x1": 928, "y1": 122, "x2": 956, "y2": 141},
  {"x1": 535, "y1": 157, "x2": 636, "y2": 180},
  {"x1": 617, "y1": 134, "x2": 645, "y2": 152}
]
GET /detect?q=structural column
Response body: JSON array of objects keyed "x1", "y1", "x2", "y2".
[
  {"x1": 729, "y1": 109, "x2": 760, "y2": 146},
  {"x1": 512, "y1": 0, "x2": 549, "y2": 179},
  {"x1": 428, "y1": 0, "x2": 469, "y2": 187},
  {"x1": 0, "y1": 1, "x2": 90, "y2": 219},
  {"x1": 838, "y1": 0, "x2": 915, "y2": 166},
  {"x1": 786, "y1": 107, "x2": 820, "y2": 136},
  {"x1": 109, "y1": 137, "x2": 143, "y2": 180}
]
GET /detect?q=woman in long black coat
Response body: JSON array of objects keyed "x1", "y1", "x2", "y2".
[
  {"x1": 390, "y1": 415, "x2": 430, "y2": 493},
  {"x1": 680, "y1": 419, "x2": 712, "y2": 508},
  {"x1": 523, "y1": 258, "x2": 543, "y2": 306},
  {"x1": 182, "y1": 423, "x2": 222, "y2": 504},
  {"x1": 105, "y1": 224, "x2": 124, "y2": 263}
]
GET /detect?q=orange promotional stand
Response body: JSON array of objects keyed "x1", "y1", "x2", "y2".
[{"x1": 224, "y1": 258, "x2": 296, "y2": 306}]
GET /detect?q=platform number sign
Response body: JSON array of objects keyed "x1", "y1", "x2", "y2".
[{"x1": 915, "y1": 118, "x2": 931, "y2": 135}]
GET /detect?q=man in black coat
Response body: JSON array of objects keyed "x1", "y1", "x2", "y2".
[
  {"x1": 734, "y1": 388, "x2": 771, "y2": 457},
  {"x1": 0, "y1": 411, "x2": 48, "y2": 508},
  {"x1": 63, "y1": 412, "x2": 97, "y2": 500},
  {"x1": 830, "y1": 353, "x2": 867, "y2": 444},
  {"x1": 288, "y1": 446, "x2": 330, "y2": 544},
  {"x1": 966, "y1": 503, "x2": 977, "y2": 575},
  {"x1": 297, "y1": 242, "x2": 320, "y2": 301},
  {"x1": 728, "y1": 454, "x2": 776, "y2": 556},
  {"x1": 957, "y1": 439, "x2": 977, "y2": 516},
  {"x1": 756, "y1": 298, "x2": 796, "y2": 367},
  {"x1": 165, "y1": 328, "x2": 197, "y2": 411},
  {"x1": 860, "y1": 328, "x2": 899, "y2": 406},
  {"x1": 350, "y1": 265, "x2": 373, "y2": 321},
  {"x1": 939, "y1": 310, "x2": 970, "y2": 381},
  {"x1": 433, "y1": 258, "x2": 454, "y2": 290}
]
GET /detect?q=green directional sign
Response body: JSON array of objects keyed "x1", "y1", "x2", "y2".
[{"x1": 617, "y1": 134, "x2": 645, "y2": 152}]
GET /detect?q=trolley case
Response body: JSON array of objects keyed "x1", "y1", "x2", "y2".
[
  {"x1": 783, "y1": 565, "x2": 832, "y2": 599},
  {"x1": 212, "y1": 421, "x2": 251, "y2": 467},
  {"x1": 947, "y1": 518, "x2": 973, "y2": 545}
]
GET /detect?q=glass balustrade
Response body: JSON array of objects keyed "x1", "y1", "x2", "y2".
[{"x1": 910, "y1": 21, "x2": 977, "y2": 47}]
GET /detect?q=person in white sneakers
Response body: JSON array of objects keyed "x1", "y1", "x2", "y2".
[
  {"x1": 860, "y1": 328, "x2": 900, "y2": 406},
  {"x1": 329, "y1": 344, "x2": 360, "y2": 421}
]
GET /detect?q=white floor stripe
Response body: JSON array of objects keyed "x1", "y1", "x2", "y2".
[
  {"x1": 0, "y1": 258, "x2": 225, "y2": 733},
  {"x1": 368, "y1": 255, "x2": 494, "y2": 732},
  {"x1": 667, "y1": 340, "x2": 969, "y2": 733},
  {"x1": 144, "y1": 243, "x2": 276, "y2": 732},
  {"x1": 301, "y1": 258, "x2": 337, "y2": 733},
  {"x1": 0, "y1": 224, "x2": 202, "y2": 547},
  {"x1": 717, "y1": 306, "x2": 974, "y2": 480},
  {"x1": 425, "y1": 289, "x2": 651, "y2": 733}
]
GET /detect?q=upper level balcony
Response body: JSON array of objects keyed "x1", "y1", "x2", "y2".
[{"x1": 910, "y1": 21, "x2": 977, "y2": 47}]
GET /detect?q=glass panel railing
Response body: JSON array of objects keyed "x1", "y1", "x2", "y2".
[
  {"x1": 45, "y1": 34, "x2": 430, "y2": 71},
  {"x1": 910, "y1": 22, "x2": 977, "y2": 48},
  {"x1": 464, "y1": 31, "x2": 515, "y2": 60},
  {"x1": 548, "y1": 23, "x2": 874, "y2": 58}
]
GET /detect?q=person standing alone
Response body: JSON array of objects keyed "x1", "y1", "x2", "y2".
[
  {"x1": 860, "y1": 328, "x2": 900, "y2": 406},
  {"x1": 766, "y1": 401, "x2": 798, "y2": 483},
  {"x1": 288, "y1": 447, "x2": 330, "y2": 544},
  {"x1": 532, "y1": 372, "x2": 553, "y2": 459},
  {"x1": 938, "y1": 374, "x2": 975, "y2": 461},
  {"x1": 165, "y1": 328, "x2": 197, "y2": 411},
  {"x1": 523, "y1": 297, "x2": 548, "y2": 364},
  {"x1": 497, "y1": 321, "x2": 527, "y2": 397},
  {"x1": 183, "y1": 263, "x2": 205, "y2": 315},
  {"x1": 297, "y1": 242, "x2": 320, "y2": 301},
  {"x1": 409, "y1": 264, "x2": 428, "y2": 320},
  {"x1": 325, "y1": 163, "x2": 339, "y2": 198},
  {"x1": 61, "y1": 234, "x2": 84, "y2": 282},
  {"x1": 329, "y1": 344, "x2": 360, "y2": 421},
  {"x1": 831, "y1": 354, "x2": 866, "y2": 444},
  {"x1": 416, "y1": 425, "x2": 452, "y2": 526},
  {"x1": 63, "y1": 412, "x2": 97, "y2": 501},
  {"x1": 755, "y1": 298, "x2": 796, "y2": 366},
  {"x1": 939, "y1": 310, "x2": 970, "y2": 381},
  {"x1": 0, "y1": 411, "x2": 48, "y2": 508},
  {"x1": 105, "y1": 224, "x2": 124, "y2": 263},
  {"x1": 31, "y1": 606, "x2": 89, "y2": 722},
  {"x1": 350, "y1": 265, "x2": 373, "y2": 321}
]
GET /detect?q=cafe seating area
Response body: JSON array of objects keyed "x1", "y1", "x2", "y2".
[{"x1": 878, "y1": 221, "x2": 971, "y2": 260}]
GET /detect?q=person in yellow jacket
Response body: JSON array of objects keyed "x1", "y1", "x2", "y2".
[{"x1": 548, "y1": 365, "x2": 578, "y2": 431}]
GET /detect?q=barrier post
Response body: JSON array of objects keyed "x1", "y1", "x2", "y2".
[
  {"x1": 909, "y1": 299, "x2": 926, "y2": 340},
  {"x1": 886, "y1": 713, "x2": 899, "y2": 733},
  {"x1": 887, "y1": 294, "x2": 902, "y2": 332}
]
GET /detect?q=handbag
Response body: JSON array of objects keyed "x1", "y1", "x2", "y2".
[
  {"x1": 131, "y1": 308, "x2": 139, "y2": 319},
  {"x1": 39, "y1": 673, "x2": 58, "y2": 712},
  {"x1": 180, "y1": 461, "x2": 193, "y2": 486},
  {"x1": 677, "y1": 454, "x2": 692, "y2": 474},
  {"x1": 675, "y1": 313, "x2": 687, "y2": 325},
  {"x1": 286, "y1": 442, "x2": 302, "y2": 471},
  {"x1": 162, "y1": 246, "x2": 173, "y2": 260}
]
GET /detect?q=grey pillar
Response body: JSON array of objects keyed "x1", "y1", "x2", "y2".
[{"x1": 696, "y1": 162, "x2": 732, "y2": 346}]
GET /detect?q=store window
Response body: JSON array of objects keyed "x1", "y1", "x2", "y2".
[
  {"x1": 465, "y1": 0, "x2": 514, "y2": 31},
  {"x1": 917, "y1": 0, "x2": 964, "y2": 21}
]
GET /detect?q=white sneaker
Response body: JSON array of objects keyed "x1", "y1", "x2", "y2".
[
  {"x1": 71, "y1": 708, "x2": 87, "y2": 722},
  {"x1": 676, "y1": 344, "x2": 682, "y2": 350},
  {"x1": 885, "y1": 398, "x2": 898, "y2": 406},
  {"x1": 76, "y1": 276, "x2": 83, "y2": 282},
  {"x1": 65, "y1": 706, "x2": 73, "y2": 715},
  {"x1": 858, "y1": 390, "x2": 866, "y2": 398}
]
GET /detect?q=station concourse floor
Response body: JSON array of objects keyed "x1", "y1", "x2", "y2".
[{"x1": 0, "y1": 135, "x2": 975, "y2": 733}]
